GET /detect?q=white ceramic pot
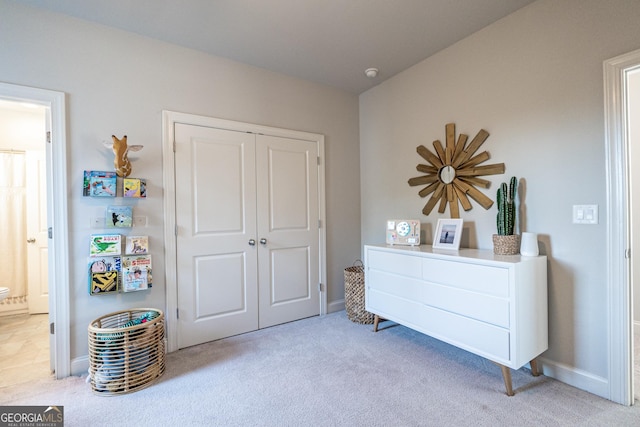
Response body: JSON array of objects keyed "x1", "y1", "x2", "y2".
[{"x1": 520, "y1": 232, "x2": 539, "y2": 256}]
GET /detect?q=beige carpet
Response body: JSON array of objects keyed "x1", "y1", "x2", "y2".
[{"x1": 1, "y1": 312, "x2": 639, "y2": 426}]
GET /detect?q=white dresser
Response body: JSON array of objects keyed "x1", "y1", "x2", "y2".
[{"x1": 364, "y1": 244, "x2": 548, "y2": 395}]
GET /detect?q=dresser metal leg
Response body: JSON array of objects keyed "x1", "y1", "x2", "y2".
[
  {"x1": 530, "y1": 359, "x2": 540, "y2": 376},
  {"x1": 500, "y1": 365, "x2": 515, "y2": 396},
  {"x1": 373, "y1": 314, "x2": 380, "y2": 332}
]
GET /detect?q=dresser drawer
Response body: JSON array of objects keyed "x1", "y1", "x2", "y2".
[
  {"x1": 368, "y1": 269, "x2": 509, "y2": 328},
  {"x1": 422, "y1": 258, "x2": 509, "y2": 298},
  {"x1": 421, "y1": 303, "x2": 510, "y2": 362},
  {"x1": 367, "y1": 270, "x2": 424, "y2": 296},
  {"x1": 367, "y1": 289, "x2": 510, "y2": 362},
  {"x1": 367, "y1": 249, "x2": 422, "y2": 279},
  {"x1": 366, "y1": 288, "x2": 424, "y2": 327},
  {"x1": 423, "y1": 282, "x2": 509, "y2": 328}
]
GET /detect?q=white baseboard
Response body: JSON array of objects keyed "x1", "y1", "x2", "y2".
[
  {"x1": 539, "y1": 356, "x2": 609, "y2": 399},
  {"x1": 71, "y1": 355, "x2": 89, "y2": 377},
  {"x1": 0, "y1": 308, "x2": 28, "y2": 317},
  {"x1": 0, "y1": 303, "x2": 28, "y2": 317},
  {"x1": 327, "y1": 299, "x2": 345, "y2": 314}
]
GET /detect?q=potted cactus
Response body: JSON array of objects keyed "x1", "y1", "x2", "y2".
[{"x1": 493, "y1": 176, "x2": 520, "y2": 255}]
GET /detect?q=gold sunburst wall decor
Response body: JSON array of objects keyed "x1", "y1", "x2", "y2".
[{"x1": 408, "y1": 123, "x2": 505, "y2": 218}]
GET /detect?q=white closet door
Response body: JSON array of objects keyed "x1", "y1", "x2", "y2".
[
  {"x1": 175, "y1": 123, "x2": 258, "y2": 349},
  {"x1": 256, "y1": 135, "x2": 320, "y2": 328}
]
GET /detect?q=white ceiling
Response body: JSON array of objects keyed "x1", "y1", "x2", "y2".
[{"x1": 16, "y1": 0, "x2": 537, "y2": 94}]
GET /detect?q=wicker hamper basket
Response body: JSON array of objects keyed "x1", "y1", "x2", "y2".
[
  {"x1": 344, "y1": 260, "x2": 374, "y2": 324},
  {"x1": 88, "y1": 308, "x2": 165, "y2": 395}
]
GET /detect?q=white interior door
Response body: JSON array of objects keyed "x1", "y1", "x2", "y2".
[
  {"x1": 256, "y1": 135, "x2": 320, "y2": 328},
  {"x1": 26, "y1": 150, "x2": 48, "y2": 314},
  {"x1": 175, "y1": 124, "x2": 258, "y2": 349}
]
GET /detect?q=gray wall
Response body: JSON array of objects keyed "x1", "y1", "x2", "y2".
[
  {"x1": 0, "y1": 1, "x2": 361, "y2": 362},
  {"x1": 359, "y1": 0, "x2": 640, "y2": 397}
]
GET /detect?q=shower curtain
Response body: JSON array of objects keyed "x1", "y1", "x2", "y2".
[{"x1": 0, "y1": 151, "x2": 27, "y2": 305}]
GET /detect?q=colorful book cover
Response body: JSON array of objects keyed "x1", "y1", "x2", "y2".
[
  {"x1": 121, "y1": 254, "x2": 152, "y2": 292},
  {"x1": 123, "y1": 178, "x2": 147, "y2": 198},
  {"x1": 89, "y1": 234, "x2": 122, "y2": 257},
  {"x1": 125, "y1": 235, "x2": 149, "y2": 254},
  {"x1": 106, "y1": 205, "x2": 133, "y2": 228},
  {"x1": 88, "y1": 256, "x2": 121, "y2": 295},
  {"x1": 84, "y1": 170, "x2": 117, "y2": 197}
]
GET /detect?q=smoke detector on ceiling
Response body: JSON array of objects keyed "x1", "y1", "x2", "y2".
[{"x1": 364, "y1": 68, "x2": 379, "y2": 78}]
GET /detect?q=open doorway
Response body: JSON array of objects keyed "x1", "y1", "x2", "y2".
[
  {"x1": 0, "y1": 81, "x2": 70, "y2": 379},
  {"x1": 604, "y1": 49, "x2": 640, "y2": 406},
  {"x1": 0, "y1": 99, "x2": 50, "y2": 385}
]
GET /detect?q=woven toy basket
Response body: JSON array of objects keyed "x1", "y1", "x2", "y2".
[
  {"x1": 344, "y1": 260, "x2": 374, "y2": 324},
  {"x1": 88, "y1": 308, "x2": 165, "y2": 395}
]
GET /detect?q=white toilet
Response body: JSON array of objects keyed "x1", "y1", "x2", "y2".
[{"x1": 0, "y1": 287, "x2": 9, "y2": 303}]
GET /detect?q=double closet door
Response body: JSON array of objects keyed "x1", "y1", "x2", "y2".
[{"x1": 174, "y1": 123, "x2": 321, "y2": 349}]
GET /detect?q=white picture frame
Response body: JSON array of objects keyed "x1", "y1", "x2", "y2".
[{"x1": 432, "y1": 219, "x2": 463, "y2": 250}]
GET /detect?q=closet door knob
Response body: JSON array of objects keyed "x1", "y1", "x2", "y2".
[
  {"x1": 248, "y1": 239, "x2": 256, "y2": 246},
  {"x1": 259, "y1": 238, "x2": 267, "y2": 245}
]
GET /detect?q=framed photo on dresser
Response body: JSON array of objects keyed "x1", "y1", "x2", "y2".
[{"x1": 432, "y1": 218, "x2": 463, "y2": 250}]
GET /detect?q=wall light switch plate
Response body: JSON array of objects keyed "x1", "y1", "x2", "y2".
[{"x1": 573, "y1": 204, "x2": 598, "y2": 224}]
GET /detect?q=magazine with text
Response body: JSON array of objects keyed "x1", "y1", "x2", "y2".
[{"x1": 121, "y1": 254, "x2": 152, "y2": 292}]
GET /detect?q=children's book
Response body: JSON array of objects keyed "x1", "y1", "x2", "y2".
[
  {"x1": 89, "y1": 234, "x2": 122, "y2": 257},
  {"x1": 106, "y1": 206, "x2": 133, "y2": 228},
  {"x1": 121, "y1": 255, "x2": 152, "y2": 292},
  {"x1": 88, "y1": 256, "x2": 121, "y2": 295},
  {"x1": 123, "y1": 178, "x2": 147, "y2": 198},
  {"x1": 84, "y1": 170, "x2": 117, "y2": 197},
  {"x1": 125, "y1": 236, "x2": 149, "y2": 254}
]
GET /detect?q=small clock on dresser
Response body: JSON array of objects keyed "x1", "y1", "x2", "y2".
[{"x1": 386, "y1": 219, "x2": 420, "y2": 246}]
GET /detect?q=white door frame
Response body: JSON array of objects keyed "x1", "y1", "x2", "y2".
[
  {"x1": 604, "y1": 48, "x2": 640, "y2": 406},
  {"x1": 0, "y1": 82, "x2": 70, "y2": 378},
  {"x1": 162, "y1": 110, "x2": 327, "y2": 353}
]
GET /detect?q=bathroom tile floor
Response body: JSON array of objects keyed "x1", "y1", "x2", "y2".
[{"x1": 0, "y1": 313, "x2": 52, "y2": 388}]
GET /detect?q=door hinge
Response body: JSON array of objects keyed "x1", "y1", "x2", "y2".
[
  {"x1": 173, "y1": 140, "x2": 176, "y2": 152},
  {"x1": 318, "y1": 220, "x2": 322, "y2": 228},
  {"x1": 175, "y1": 224, "x2": 178, "y2": 236},
  {"x1": 318, "y1": 283, "x2": 323, "y2": 293},
  {"x1": 317, "y1": 156, "x2": 321, "y2": 165},
  {"x1": 625, "y1": 248, "x2": 631, "y2": 258},
  {"x1": 46, "y1": 131, "x2": 51, "y2": 143},
  {"x1": 48, "y1": 227, "x2": 53, "y2": 239},
  {"x1": 176, "y1": 308, "x2": 179, "y2": 319},
  {"x1": 50, "y1": 322, "x2": 55, "y2": 334}
]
